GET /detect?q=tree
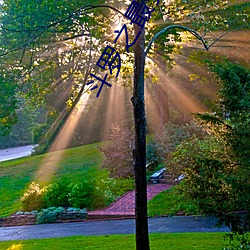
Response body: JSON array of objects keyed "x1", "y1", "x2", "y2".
[
  {"x1": 99, "y1": 124, "x2": 133, "y2": 178},
  {"x1": 0, "y1": 73, "x2": 18, "y2": 136},
  {"x1": 0, "y1": 1, "x2": 248, "y2": 249},
  {"x1": 168, "y1": 61, "x2": 250, "y2": 233}
]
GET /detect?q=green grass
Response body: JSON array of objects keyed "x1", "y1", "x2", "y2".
[
  {"x1": 0, "y1": 141, "x2": 197, "y2": 218},
  {"x1": 0, "y1": 233, "x2": 230, "y2": 250},
  {"x1": 0, "y1": 143, "x2": 104, "y2": 217},
  {"x1": 148, "y1": 186, "x2": 199, "y2": 217}
]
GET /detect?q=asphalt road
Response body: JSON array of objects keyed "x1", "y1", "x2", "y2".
[
  {"x1": 0, "y1": 145, "x2": 36, "y2": 162},
  {"x1": 0, "y1": 216, "x2": 230, "y2": 241}
]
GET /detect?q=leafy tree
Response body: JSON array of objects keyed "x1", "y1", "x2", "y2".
[
  {"x1": 0, "y1": 74, "x2": 18, "y2": 136},
  {"x1": 168, "y1": 61, "x2": 250, "y2": 233},
  {"x1": 99, "y1": 124, "x2": 133, "y2": 178}
]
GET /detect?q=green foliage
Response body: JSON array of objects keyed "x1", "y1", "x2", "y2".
[
  {"x1": 68, "y1": 180, "x2": 94, "y2": 209},
  {"x1": 32, "y1": 123, "x2": 48, "y2": 144},
  {"x1": 210, "y1": 2, "x2": 250, "y2": 30},
  {"x1": 43, "y1": 178, "x2": 71, "y2": 208},
  {"x1": 93, "y1": 178, "x2": 117, "y2": 208},
  {"x1": 20, "y1": 173, "x2": 133, "y2": 212},
  {"x1": 168, "y1": 136, "x2": 240, "y2": 212},
  {"x1": 20, "y1": 182, "x2": 45, "y2": 212},
  {"x1": 93, "y1": 177, "x2": 134, "y2": 209},
  {"x1": 0, "y1": 142, "x2": 102, "y2": 217},
  {"x1": 224, "y1": 233, "x2": 250, "y2": 250},
  {"x1": 146, "y1": 140, "x2": 160, "y2": 171},
  {"x1": 36, "y1": 206, "x2": 64, "y2": 224},
  {"x1": 0, "y1": 104, "x2": 44, "y2": 148},
  {"x1": 168, "y1": 61, "x2": 250, "y2": 233},
  {"x1": 99, "y1": 124, "x2": 134, "y2": 178},
  {"x1": 0, "y1": 75, "x2": 18, "y2": 136}
]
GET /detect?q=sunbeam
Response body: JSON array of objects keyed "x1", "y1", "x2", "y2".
[{"x1": 35, "y1": 93, "x2": 90, "y2": 184}]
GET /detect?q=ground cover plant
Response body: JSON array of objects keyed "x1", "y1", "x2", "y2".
[{"x1": 0, "y1": 233, "x2": 232, "y2": 250}]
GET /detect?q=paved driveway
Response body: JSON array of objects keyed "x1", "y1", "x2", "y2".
[
  {"x1": 0, "y1": 216, "x2": 229, "y2": 241},
  {"x1": 0, "y1": 145, "x2": 36, "y2": 162}
]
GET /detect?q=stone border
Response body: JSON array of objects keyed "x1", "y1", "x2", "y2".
[{"x1": 0, "y1": 212, "x2": 87, "y2": 227}]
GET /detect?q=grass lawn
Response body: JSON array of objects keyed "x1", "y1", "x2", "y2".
[
  {"x1": 0, "y1": 143, "x2": 104, "y2": 217},
  {"x1": 148, "y1": 186, "x2": 199, "y2": 217},
  {"x1": 0, "y1": 233, "x2": 230, "y2": 250}
]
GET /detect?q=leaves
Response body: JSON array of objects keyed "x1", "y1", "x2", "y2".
[
  {"x1": 0, "y1": 75, "x2": 18, "y2": 135},
  {"x1": 168, "y1": 61, "x2": 250, "y2": 232}
]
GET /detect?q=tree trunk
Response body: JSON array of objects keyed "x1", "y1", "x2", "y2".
[{"x1": 131, "y1": 17, "x2": 150, "y2": 250}]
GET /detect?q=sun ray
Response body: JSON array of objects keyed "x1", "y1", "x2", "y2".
[{"x1": 35, "y1": 92, "x2": 90, "y2": 184}]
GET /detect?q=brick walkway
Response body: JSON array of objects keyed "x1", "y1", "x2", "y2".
[{"x1": 88, "y1": 184, "x2": 171, "y2": 219}]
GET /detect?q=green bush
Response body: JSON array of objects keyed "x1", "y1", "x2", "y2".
[
  {"x1": 113, "y1": 177, "x2": 134, "y2": 197},
  {"x1": 146, "y1": 141, "x2": 159, "y2": 171},
  {"x1": 223, "y1": 233, "x2": 250, "y2": 250},
  {"x1": 21, "y1": 182, "x2": 45, "y2": 211},
  {"x1": 93, "y1": 178, "x2": 116, "y2": 209},
  {"x1": 32, "y1": 123, "x2": 47, "y2": 144},
  {"x1": 68, "y1": 180, "x2": 94, "y2": 209},
  {"x1": 93, "y1": 177, "x2": 134, "y2": 209},
  {"x1": 36, "y1": 206, "x2": 64, "y2": 224},
  {"x1": 167, "y1": 62, "x2": 250, "y2": 233},
  {"x1": 22, "y1": 176, "x2": 133, "y2": 212},
  {"x1": 43, "y1": 177, "x2": 71, "y2": 208}
]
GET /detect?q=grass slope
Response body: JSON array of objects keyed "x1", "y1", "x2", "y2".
[
  {"x1": 0, "y1": 233, "x2": 230, "y2": 250},
  {"x1": 0, "y1": 143, "x2": 103, "y2": 217},
  {"x1": 148, "y1": 186, "x2": 199, "y2": 217}
]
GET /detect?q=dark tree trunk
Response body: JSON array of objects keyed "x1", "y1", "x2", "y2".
[{"x1": 131, "y1": 15, "x2": 150, "y2": 250}]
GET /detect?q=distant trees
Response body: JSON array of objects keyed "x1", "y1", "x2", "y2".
[{"x1": 0, "y1": 75, "x2": 18, "y2": 136}]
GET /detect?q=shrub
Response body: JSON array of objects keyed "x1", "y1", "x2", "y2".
[
  {"x1": 223, "y1": 233, "x2": 250, "y2": 250},
  {"x1": 43, "y1": 177, "x2": 71, "y2": 208},
  {"x1": 93, "y1": 178, "x2": 117, "y2": 209},
  {"x1": 169, "y1": 62, "x2": 250, "y2": 233},
  {"x1": 36, "y1": 206, "x2": 64, "y2": 224},
  {"x1": 113, "y1": 177, "x2": 134, "y2": 197},
  {"x1": 93, "y1": 177, "x2": 134, "y2": 209},
  {"x1": 32, "y1": 123, "x2": 47, "y2": 144},
  {"x1": 21, "y1": 182, "x2": 45, "y2": 211},
  {"x1": 68, "y1": 180, "x2": 94, "y2": 209},
  {"x1": 146, "y1": 141, "x2": 159, "y2": 171},
  {"x1": 67, "y1": 207, "x2": 87, "y2": 213}
]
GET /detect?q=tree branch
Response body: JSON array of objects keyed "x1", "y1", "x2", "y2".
[
  {"x1": 1, "y1": 5, "x2": 126, "y2": 33},
  {"x1": 145, "y1": 25, "x2": 211, "y2": 56},
  {"x1": 0, "y1": 4, "x2": 126, "y2": 57}
]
